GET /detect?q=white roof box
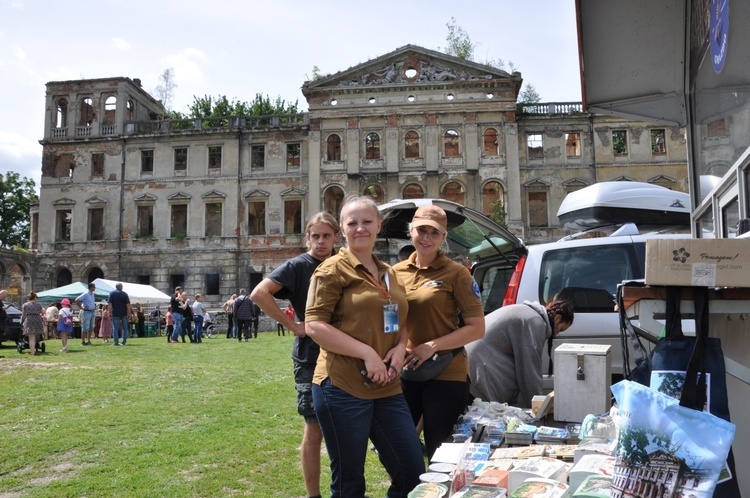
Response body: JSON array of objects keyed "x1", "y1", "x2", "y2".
[{"x1": 557, "y1": 181, "x2": 690, "y2": 230}]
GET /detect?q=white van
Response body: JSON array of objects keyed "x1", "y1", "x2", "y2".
[{"x1": 379, "y1": 197, "x2": 690, "y2": 379}]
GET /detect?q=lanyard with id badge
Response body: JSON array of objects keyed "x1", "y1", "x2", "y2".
[{"x1": 364, "y1": 271, "x2": 399, "y2": 334}]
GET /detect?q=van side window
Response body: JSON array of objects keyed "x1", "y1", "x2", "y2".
[{"x1": 539, "y1": 244, "x2": 641, "y2": 312}]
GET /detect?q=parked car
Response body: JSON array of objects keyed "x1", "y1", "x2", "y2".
[
  {"x1": 379, "y1": 198, "x2": 690, "y2": 379},
  {"x1": 0, "y1": 304, "x2": 23, "y2": 345}
]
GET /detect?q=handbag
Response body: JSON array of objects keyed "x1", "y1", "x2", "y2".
[
  {"x1": 611, "y1": 379, "x2": 735, "y2": 498},
  {"x1": 401, "y1": 347, "x2": 463, "y2": 382},
  {"x1": 620, "y1": 285, "x2": 740, "y2": 497}
]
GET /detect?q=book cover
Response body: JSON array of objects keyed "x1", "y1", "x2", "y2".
[
  {"x1": 472, "y1": 469, "x2": 509, "y2": 489},
  {"x1": 477, "y1": 458, "x2": 514, "y2": 472},
  {"x1": 572, "y1": 437, "x2": 615, "y2": 464},
  {"x1": 545, "y1": 444, "x2": 577, "y2": 461},
  {"x1": 571, "y1": 474, "x2": 613, "y2": 497},
  {"x1": 508, "y1": 457, "x2": 568, "y2": 493},
  {"x1": 452, "y1": 484, "x2": 507, "y2": 497},
  {"x1": 491, "y1": 445, "x2": 546, "y2": 460},
  {"x1": 407, "y1": 482, "x2": 449, "y2": 498},
  {"x1": 567, "y1": 454, "x2": 615, "y2": 491},
  {"x1": 508, "y1": 478, "x2": 570, "y2": 498}
]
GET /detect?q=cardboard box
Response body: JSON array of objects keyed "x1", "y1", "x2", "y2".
[
  {"x1": 645, "y1": 238, "x2": 750, "y2": 287},
  {"x1": 553, "y1": 344, "x2": 611, "y2": 423}
]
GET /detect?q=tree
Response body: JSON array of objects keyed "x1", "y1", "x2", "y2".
[
  {"x1": 519, "y1": 84, "x2": 542, "y2": 103},
  {"x1": 490, "y1": 199, "x2": 507, "y2": 227},
  {"x1": 0, "y1": 172, "x2": 37, "y2": 249},
  {"x1": 185, "y1": 93, "x2": 299, "y2": 118},
  {"x1": 154, "y1": 68, "x2": 178, "y2": 111},
  {"x1": 441, "y1": 17, "x2": 476, "y2": 60}
]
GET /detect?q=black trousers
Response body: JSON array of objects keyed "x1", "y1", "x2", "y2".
[
  {"x1": 251, "y1": 318, "x2": 259, "y2": 338},
  {"x1": 236, "y1": 319, "x2": 251, "y2": 340},
  {"x1": 226, "y1": 313, "x2": 234, "y2": 338}
]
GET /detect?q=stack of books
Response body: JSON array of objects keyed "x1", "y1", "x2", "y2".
[
  {"x1": 534, "y1": 426, "x2": 569, "y2": 445},
  {"x1": 504, "y1": 423, "x2": 537, "y2": 446},
  {"x1": 491, "y1": 445, "x2": 546, "y2": 460}
]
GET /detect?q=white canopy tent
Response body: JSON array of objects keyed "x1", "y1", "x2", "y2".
[{"x1": 92, "y1": 278, "x2": 171, "y2": 305}]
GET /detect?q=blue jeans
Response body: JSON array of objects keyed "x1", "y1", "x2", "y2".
[
  {"x1": 112, "y1": 316, "x2": 128, "y2": 345},
  {"x1": 313, "y1": 379, "x2": 424, "y2": 498},
  {"x1": 193, "y1": 315, "x2": 203, "y2": 343},
  {"x1": 171, "y1": 313, "x2": 183, "y2": 341}
]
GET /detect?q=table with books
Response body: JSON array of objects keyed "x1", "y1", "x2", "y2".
[{"x1": 408, "y1": 399, "x2": 618, "y2": 498}]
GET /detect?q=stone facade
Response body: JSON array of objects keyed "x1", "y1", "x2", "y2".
[{"x1": 29, "y1": 46, "x2": 687, "y2": 308}]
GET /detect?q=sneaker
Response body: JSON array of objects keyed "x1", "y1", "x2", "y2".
[
  {"x1": 170, "y1": 340, "x2": 178, "y2": 343},
  {"x1": 113, "y1": 343, "x2": 121, "y2": 346},
  {"x1": 61, "y1": 347, "x2": 68, "y2": 352}
]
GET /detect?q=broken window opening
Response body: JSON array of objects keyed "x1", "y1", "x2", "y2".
[
  {"x1": 248, "y1": 201, "x2": 266, "y2": 235},
  {"x1": 55, "y1": 99, "x2": 68, "y2": 129},
  {"x1": 528, "y1": 191, "x2": 549, "y2": 227},
  {"x1": 103, "y1": 96, "x2": 117, "y2": 125},
  {"x1": 527, "y1": 133, "x2": 544, "y2": 160},
  {"x1": 284, "y1": 199, "x2": 302, "y2": 234},
  {"x1": 326, "y1": 134, "x2": 341, "y2": 161},
  {"x1": 126, "y1": 99, "x2": 134, "y2": 122},
  {"x1": 251, "y1": 145, "x2": 265, "y2": 170},
  {"x1": 363, "y1": 184, "x2": 384, "y2": 205},
  {"x1": 565, "y1": 132, "x2": 581, "y2": 158},
  {"x1": 441, "y1": 181, "x2": 465, "y2": 205},
  {"x1": 323, "y1": 186, "x2": 345, "y2": 220},
  {"x1": 205, "y1": 203, "x2": 222, "y2": 237},
  {"x1": 170, "y1": 204, "x2": 188, "y2": 238},
  {"x1": 137, "y1": 205, "x2": 154, "y2": 238},
  {"x1": 80, "y1": 97, "x2": 94, "y2": 126},
  {"x1": 88, "y1": 208, "x2": 104, "y2": 241},
  {"x1": 174, "y1": 147, "x2": 187, "y2": 171},
  {"x1": 482, "y1": 181, "x2": 505, "y2": 217},
  {"x1": 287, "y1": 143, "x2": 301, "y2": 169},
  {"x1": 443, "y1": 129, "x2": 460, "y2": 157},
  {"x1": 208, "y1": 146, "x2": 222, "y2": 170},
  {"x1": 483, "y1": 128, "x2": 499, "y2": 156},
  {"x1": 91, "y1": 153, "x2": 105, "y2": 177},
  {"x1": 56, "y1": 209, "x2": 72, "y2": 241},
  {"x1": 403, "y1": 183, "x2": 424, "y2": 199},
  {"x1": 612, "y1": 130, "x2": 628, "y2": 156},
  {"x1": 650, "y1": 129, "x2": 666, "y2": 155},
  {"x1": 205, "y1": 273, "x2": 220, "y2": 295},
  {"x1": 405, "y1": 131, "x2": 420, "y2": 158},
  {"x1": 141, "y1": 150, "x2": 154, "y2": 174},
  {"x1": 365, "y1": 132, "x2": 381, "y2": 160}
]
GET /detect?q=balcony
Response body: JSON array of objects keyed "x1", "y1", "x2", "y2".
[
  {"x1": 123, "y1": 113, "x2": 309, "y2": 136},
  {"x1": 517, "y1": 102, "x2": 584, "y2": 115}
]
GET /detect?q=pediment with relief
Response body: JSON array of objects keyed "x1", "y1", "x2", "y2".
[{"x1": 305, "y1": 44, "x2": 516, "y2": 91}]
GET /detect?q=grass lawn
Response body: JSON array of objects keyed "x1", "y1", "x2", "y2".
[{"x1": 0, "y1": 332, "x2": 393, "y2": 497}]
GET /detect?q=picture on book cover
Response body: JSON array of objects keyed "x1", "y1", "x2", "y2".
[{"x1": 650, "y1": 370, "x2": 710, "y2": 412}]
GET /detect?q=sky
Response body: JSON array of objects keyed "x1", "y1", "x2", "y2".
[{"x1": 0, "y1": 0, "x2": 581, "y2": 189}]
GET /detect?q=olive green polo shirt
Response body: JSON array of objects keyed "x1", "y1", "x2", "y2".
[
  {"x1": 306, "y1": 247, "x2": 409, "y2": 399},
  {"x1": 393, "y1": 252, "x2": 484, "y2": 382}
]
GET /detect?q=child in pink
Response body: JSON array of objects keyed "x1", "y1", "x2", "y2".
[{"x1": 165, "y1": 310, "x2": 174, "y2": 344}]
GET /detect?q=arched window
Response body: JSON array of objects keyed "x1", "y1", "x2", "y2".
[
  {"x1": 55, "y1": 99, "x2": 68, "y2": 128},
  {"x1": 482, "y1": 181, "x2": 505, "y2": 218},
  {"x1": 402, "y1": 183, "x2": 424, "y2": 199},
  {"x1": 56, "y1": 268, "x2": 73, "y2": 287},
  {"x1": 324, "y1": 185, "x2": 345, "y2": 220},
  {"x1": 443, "y1": 129, "x2": 460, "y2": 157},
  {"x1": 326, "y1": 134, "x2": 342, "y2": 161},
  {"x1": 126, "y1": 99, "x2": 135, "y2": 121},
  {"x1": 103, "y1": 96, "x2": 117, "y2": 125},
  {"x1": 483, "y1": 128, "x2": 499, "y2": 155},
  {"x1": 363, "y1": 184, "x2": 385, "y2": 205},
  {"x1": 441, "y1": 181, "x2": 465, "y2": 205},
  {"x1": 365, "y1": 132, "x2": 381, "y2": 160},
  {"x1": 405, "y1": 131, "x2": 420, "y2": 158},
  {"x1": 80, "y1": 98, "x2": 94, "y2": 126},
  {"x1": 87, "y1": 267, "x2": 105, "y2": 282}
]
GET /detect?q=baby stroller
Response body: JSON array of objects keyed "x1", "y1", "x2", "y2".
[{"x1": 17, "y1": 333, "x2": 45, "y2": 354}]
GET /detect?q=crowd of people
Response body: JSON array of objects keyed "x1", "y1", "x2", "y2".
[{"x1": 12, "y1": 201, "x2": 576, "y2": 498}]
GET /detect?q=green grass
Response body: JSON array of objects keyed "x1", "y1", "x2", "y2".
[{"x1": 0, "y1": 333, "x2": 393, "y2": 497}]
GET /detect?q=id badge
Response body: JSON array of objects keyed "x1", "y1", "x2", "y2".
[{"x1": 383, "y1": 303, "x2": 399, "y2": 334}]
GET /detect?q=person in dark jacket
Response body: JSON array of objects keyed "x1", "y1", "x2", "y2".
[{"x1": 233, "y1": 289, "x2": 254, "y2": 342}]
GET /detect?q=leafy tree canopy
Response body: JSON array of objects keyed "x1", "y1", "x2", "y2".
[
  {"x1": 168, "y1": 94, "x2": 299, "y2": 120},
  {"x1": 0, "y1": 171, "x2": 37, "y2": 249}
]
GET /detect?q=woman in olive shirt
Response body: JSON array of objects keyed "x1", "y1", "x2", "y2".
[
  {"x1": 394, "y1": 205, "x2": 485, "y2": 459},
  {"x1": 306, "y1": 196, "x2": 423, "y2": 498}
]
